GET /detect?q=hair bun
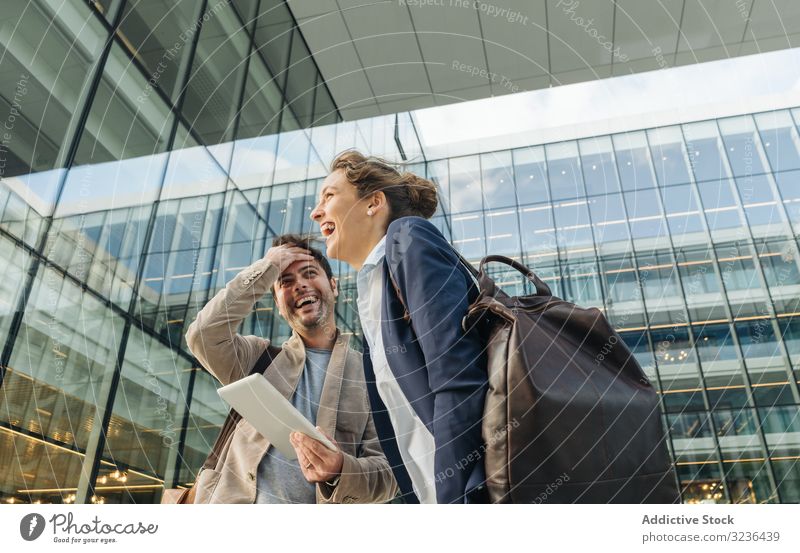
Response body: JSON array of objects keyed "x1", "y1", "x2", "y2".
[{"x1": 403, "y1": 173, "x2": 438, "y2": 219}]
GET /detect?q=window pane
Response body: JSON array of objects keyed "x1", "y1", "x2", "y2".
[
  {"x1": 660, "y1": 183, "x2": 706, "y2": 244},
  {"x1": 448, "y1": 156, "x2": 482, "y2": 212},
  {"x1": 624, "y1": 188, "x2": 667, "y2": 240},
  {"x1": 718, "y1": 116, "x2": 768, "y2": 177},
  {"x1": 481, "y1": 151, "x2": 516, "y2": 209},
  {"x1": 101, "y1": 327, "x2": 192, "y2": 503},
  {"x1": 682, "y1": 121, "x2": 732, "y2": 182},
  {"x1": 1, "y1": 266, "x2": 124, "y2": 504},
  {"x1": 512, "y1": 146, "x2": 549, "y2": 205},
  {"x1": 648, "y1": 126, "x2": 692, "y2": 186},
  {"x1": 612, "y1": 131, "x2": 656, "y2": 191},
  {"x1": 519, "y1": 204, "x2": 556, "y2": 256},
  {"x1": 588, "y1": 192, "x2": 630, "y2": 250},
  {"x1": 0, "y1": 1, "x2": 105, "y2": 176},
  {"x1": 579, "y1": 136, "x2": 621, "y2": 195},
  {"x1": 484, "y1": 208, "x2": 520, "y2": 257},
  {"x1": 755, "y1": 110, "x2": 800, "y2": 172},
  {"x1": 181, "y1": 2, "x2": 250, "y2": 145},
  {"x1": 545, "y1": 141, "x2": 585, "y2": 201},
  {"x1": 116, "y1": 0, "x2": 197, "y2": 101},
  {"x1": 451, "y1": 212, "x2": 485, "y2": 261}
]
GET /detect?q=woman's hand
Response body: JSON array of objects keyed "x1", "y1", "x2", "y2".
[{"x1": 290, "y1": 428, "x2": 343, "y2": 484}]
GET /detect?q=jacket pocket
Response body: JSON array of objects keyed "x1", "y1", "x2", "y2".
[{"x1": 193, "y1": 467, "x2": 222, "y2": 504}]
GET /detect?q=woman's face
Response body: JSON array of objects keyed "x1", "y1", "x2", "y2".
[{"x1": 310, "y1": 169, "x2": 371, "y2": 266}]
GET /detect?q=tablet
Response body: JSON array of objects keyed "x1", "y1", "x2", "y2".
[{"x1": 217, "y1": 373, "x2": 337, "y2": 459}]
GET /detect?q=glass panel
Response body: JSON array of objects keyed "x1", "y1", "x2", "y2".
[
  {"x1": 660, "y1": 183, "x2": 706, "y2": 245},
  {"x1": 0, "y1": 1, "x2": 105, "y2": 243},
  {"x1": 0, "y1": 0, "x2": 104, "y2": 176},
  {"x1": 758, "y1": 239, "x2": 800, "y2": 316},
  {"x1": 451, "y1": 212, "x2": 485, "y2": 261},
  {"x1": 162, "y1": 131, "x2": 228, "y2": 200},
  {"x1": 553, "y1": 198, "x2": 594, "y2": 255},
  {"x1": 676, "y1": 247, "x2": 725, "y2": 323},
  {"x1": 579, "y1": 136, "x2": 621, "y2": 195},
  {"x1": 73, "y1": 42, "x2": 174, "y2": 166},
  {"x1": 512, "y1": 146, "x2": 549, "y2": 205},
  {"x1": 612, "y1": 131, "x2": 656, "y2": 191},
  {"x1": 177, "y1": 369, "x2": 228, "y2": 486},
  {"x1": 1, "y1": 266, "x2": 124, "y2": 503},
  {"x1": 735, "y1": 174, "x2": 789, "y2": 238},
  {"x1": 772, "y1": 459, "x2": 800, "y2": 503},
  {"x1": 638, "y1": 252, "x2": 685, "y2": 327},
  {"x1": 181, "y1": 1, "x2": 250, "y2": 145},
  {"x1": 601, "y1": 255, "x2": 646, "y2": 328},
  {"x1": 545, "y1": 141, "x2": 585, "y2": 201},
  {"x1": 588, "y1": 192, "x2": 630, "y2": 251},
  {"x1": 253, "y1": 0, "x2": 293, "y2": 92},
  {"x1": 484, "y1": 208, "x2": 520, "y2": 257},
  {"x1": 774, "y1": 170, "x2": 800, "y2": 232},
  {"x1": 718, "y1": 115, "x2": 768, "y2": 177},
  {"x1": 624, "y1": 188, "x2": 667, "y2": 240},
  {"x1": 754, "y1": 110, "x2": 800, "y2": 173},
  {"x1": 648, "y1": 126, "x2": 692, "y2": 187},
  {"x1": 284, "y1": 29, "x2": 317, "y2": 128},
  {"x1": 116, "y1": 0, "x2": 198, "y2": 101},
  {"x1": 480, "y1": 151, "x2": 516, "y2": 209},
  {"x1": 0, "y1": 237, "x2": 31, "y2": 339},
  {"x1": 695, "y1": 179, "x2": 746, "y2": 241},
  {"x1": 723, "y1": 461, "x2": 777, "y2": 503},
  {"x1": 427, "y1": 159, "x2": 450, "y2": 216},
  {"x1": 448, "y1": 156, "x2": 482, "y2": 212},
  {"x1": 274, "y1": 129, "x2": 310, "y2": 184},
  {"x1": 682, "y1": 121, "x2": 732, "y2": 183},
  {"x1": 561, "y1": 262, "x2": 603, "y2": 307},
  {"x1": 100, "y1": 327, "x2": 192, "y2": 503},
  {"x1": 518, "y1": 204, "x2": 556, "y2": 257}
]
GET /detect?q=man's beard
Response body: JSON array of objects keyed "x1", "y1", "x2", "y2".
[{"x1": 288, "y1": 298, "x2": 330, "y2": 330}]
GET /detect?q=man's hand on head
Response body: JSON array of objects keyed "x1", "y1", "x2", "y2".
[
  {"x1": 264, "y1": 244, "x2": 314, "y2": 273},
  {"x1": 291, "y1": 428, "x2": 343, "y2": 484}
]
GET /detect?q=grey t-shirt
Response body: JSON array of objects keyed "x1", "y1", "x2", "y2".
[{"x1": 254, "y1": 347, "x2": 332, "y2": 504}]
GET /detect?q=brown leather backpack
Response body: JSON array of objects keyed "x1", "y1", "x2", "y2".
[{"x1": 463, "y1": 255, "x2": 680, "y2": 503}]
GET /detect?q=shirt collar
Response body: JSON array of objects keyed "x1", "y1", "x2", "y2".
[{"x1": 361, "y1": 236, "x2": 386, "y2": 271}]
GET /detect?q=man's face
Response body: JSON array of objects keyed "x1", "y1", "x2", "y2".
[{"x1": 273, "y1": 258, "x2": 338, "y2": 332}]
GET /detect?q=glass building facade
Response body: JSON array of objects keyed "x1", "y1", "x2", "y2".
[{"x1": 1, "y1": 1, "x2": 799, "y2": 504}]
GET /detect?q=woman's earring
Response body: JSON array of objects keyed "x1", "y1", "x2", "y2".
[{"x1": 367, "y1": 209, "x2": 373, "y2": 216}]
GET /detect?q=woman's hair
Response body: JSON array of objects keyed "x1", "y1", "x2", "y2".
[{"x1": 329, "y1": 149, "x2": 438, "y2": 221}]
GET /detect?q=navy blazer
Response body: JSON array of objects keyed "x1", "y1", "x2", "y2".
[{"x1": 361, "y1": 216, "x2": 489, "y2": 504}]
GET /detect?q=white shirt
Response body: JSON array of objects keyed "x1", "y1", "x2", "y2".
[{"x1": 356, "y1": 236, "x2": 437, "y2": 504}]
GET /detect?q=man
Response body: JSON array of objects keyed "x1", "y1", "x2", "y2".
[{"x1": 185, "y1": 234, "x2": 398, "y2": 504}]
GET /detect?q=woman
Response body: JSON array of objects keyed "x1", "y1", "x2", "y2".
[{"x1": 310, "y1": 150, "x2": 488, "y2": 504}]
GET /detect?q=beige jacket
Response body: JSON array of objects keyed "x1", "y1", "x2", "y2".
[{"x1": 185, "y1": 255, "x2": 398, "y2": 504}]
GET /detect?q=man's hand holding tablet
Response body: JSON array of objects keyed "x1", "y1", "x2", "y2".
[{"x1": 291, "y1": 428, "x2": 344, "y2": 484}]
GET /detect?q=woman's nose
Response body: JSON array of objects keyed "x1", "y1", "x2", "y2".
[{"x1": 310, "y1": 203, "x2": 322, "y2": 221}]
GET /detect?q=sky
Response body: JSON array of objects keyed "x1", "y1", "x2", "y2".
[{"x1": 412, "y1": 47, "x2": 800, "y2": 149}]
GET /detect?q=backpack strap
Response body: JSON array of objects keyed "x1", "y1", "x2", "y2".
[
  {"x1": 201, "y1": 344, "x2": 282, "y2": 470},
  {"x1": 387, "y1": 248, "x2": 480, "y2": 324}
]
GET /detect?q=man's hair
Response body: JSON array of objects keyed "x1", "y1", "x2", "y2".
[{"x1": 271, "y1": 234, "x2": 334, "y2": 281}]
